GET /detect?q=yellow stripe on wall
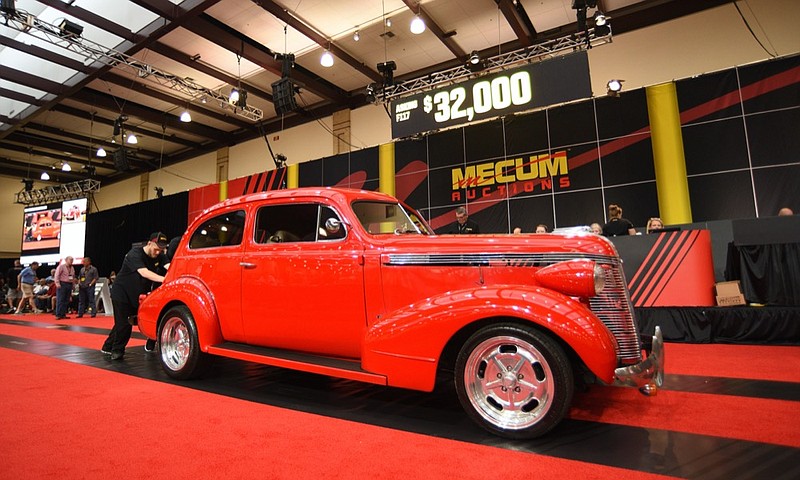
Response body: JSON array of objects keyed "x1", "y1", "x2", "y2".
[
  {"x1": 645, "y1": 82, "x2": 692, "y2": 225},
  {"x1": 219, "y1": 180, "x2": 228, "y2": 201},
  {"x1": 379, "y1": 142, "x2": 395, "y2": 196},
  {"x1": 287, "y1": 164, "x2": 299, "y2": 189}
]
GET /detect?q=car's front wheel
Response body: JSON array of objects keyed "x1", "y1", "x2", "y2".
[
  {"x1": 159, "y1": 305, "x2": 209, "y2": 380},
  {"x1": 455, "y1": 323, "x2": 574, "y2": 439}
]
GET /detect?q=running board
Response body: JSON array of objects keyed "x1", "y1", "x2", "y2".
[{"x1": 206, "y1": 342, "x2": 387, "y2": 385}]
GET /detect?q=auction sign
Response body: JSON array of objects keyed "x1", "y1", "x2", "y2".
[{"x1": 390, "y1": 51, "x2": 592, "y2": 139}]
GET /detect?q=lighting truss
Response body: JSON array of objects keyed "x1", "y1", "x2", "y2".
[
  {"x1": 14, "y1": 179, "x2": 101, "y2": 205},
  {"x1": 376, "y1": 28, "x2": 612, "y2": 102},
  {"x1": 1, "y1": 9, "x2": 263, "y2": 121}
]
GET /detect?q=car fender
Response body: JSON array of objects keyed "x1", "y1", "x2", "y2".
[
  {"x1": 362, "y1": 285, "x2": 618, "y2": 391},
  {"x1": 138, "y1": 276, "x2": 224, "y2": 349}
]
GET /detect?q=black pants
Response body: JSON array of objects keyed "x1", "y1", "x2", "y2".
[{"x1": 102, "y1": 296, "x2": 136, "y2": 355}]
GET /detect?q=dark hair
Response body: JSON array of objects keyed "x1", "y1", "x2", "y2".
[{"x1": 608, "y1": 204, "x2": 623, "y2": 219}]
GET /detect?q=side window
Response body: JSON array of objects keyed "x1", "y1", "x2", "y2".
[
  {"x1": 189, "y1": 210, "x2": 246, "y2": 249},
  {"x1": 254, "y1": 204, "x2": 319, "y2": 244}
]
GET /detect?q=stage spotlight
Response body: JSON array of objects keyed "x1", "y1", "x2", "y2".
[
  {"x1": 229, "y1": 88, "x2": 240, "y2": 105},
  {"x1": 1, "y1": 0, "x2": 16, "y2": 15},
  {"x1": 22, "y1": 179, "x2": 34, "y2": 192},
  {"x1": 365, "y1": 83, "x2": 376, "y2": 103},
  {"x1": 154, "y1": 186, "x2": 164, "y2": 198},
  {"x1": 377, "y1": 61, "x2": 396, "y2": 87},
  {"x1": 594, "y1": 11, "x2": 608, "y2": 26},
  {"x1": 607, "y1": 79, "x2": 624, "y2": 96},
  {"x1": 58, "y1": 19, "x2": 84, "y2": 38},
  {"x1": 468, "y1": 51, "x2": 480, "y2": 65}
]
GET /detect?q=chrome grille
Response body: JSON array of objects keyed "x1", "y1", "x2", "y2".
[
  {"x1": 589, "y1": 258, "x2": 642, "y2": 364},
  {"x1": 386, "y1": 252, "x2": 643, "y2": 364}
]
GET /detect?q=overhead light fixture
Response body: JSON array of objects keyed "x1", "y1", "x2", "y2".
[
  {"x1": 180, "y1": 110, "x2": 192, "y2": 122},
  {"x1": 40, "y1": 171, "x2": 50, "y2": 181},
  {"x1": 353, "y1": 30, "x2": 360, "y2": 42},
  {"x1": 385, "y1": 18, "x2": 392, "y2": 28},
  {"x1": 607, "y1": 79, "x2": 624, "y2": 96},
  {"x1": 126, "y1": 133, "x2": 138, "y2": 144},
  {"x1": 200, "y1": 95, "x2": 208, "y2": 104},
  {"x1": 377, "y1": 61, "x2": 397, "y2": 87},
  {"x1": 410, "y1": 15, "x2": 426, "y2": 35},
  {"x1": 96, "y1": 147, "x2": 107, "y2": 157},
  {"x1": 468, "y1": 51, "x2": 480, "y2": 65},
  {"x1": 229, "y1": 88, "x2": 240, "y2": 105},
  {"x1": 61, "y1": 162, "x2": 71, "y2": 172},
  {"x1": 320, "y1": 49, "x2": 334, "y2": 68}
]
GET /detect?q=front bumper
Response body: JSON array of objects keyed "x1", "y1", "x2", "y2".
[{"x1": 614, "y1": 326, "x2": 664, "y2": 396}]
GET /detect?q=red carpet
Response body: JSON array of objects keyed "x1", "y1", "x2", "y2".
[
  {"x1": 1, "y1": 312, "x2": 799, "y2": 478},
  {"x1": 0, "y1": 348, "x2": 671, "y2": 479}
]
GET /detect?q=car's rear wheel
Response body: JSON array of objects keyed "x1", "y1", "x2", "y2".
[
  {"x1": 455, "y1": 323, "x2": 574, "y2": 439},
  {"x1": 159, "y1": 305, "x2": 209, "y2": 380}
]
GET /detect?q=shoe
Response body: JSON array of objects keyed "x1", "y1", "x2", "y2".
[
  {"x1": 101, "y1": 349, "x2": 111, "y2": 355},
  {"x1": 144, "y1": 339, "x2": 157, "y2": 352},
  {"x1": 76, "y1": 314, "x2": 83, "y2": 318},
  {"x1": 14, "y1": 310, "x2": 23, "y2": 315},
  {"x1": 110, "y1": 351, "x2": 124, "y2": 361},
  {"x1": 34, "y1": 309, "x2": 44, "y2": 314},
  {"x1": 91, "y1": 314, "x2": 96, "y2": 318}
]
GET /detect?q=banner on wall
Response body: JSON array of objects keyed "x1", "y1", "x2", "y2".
[{"x1": 390, "y1": 51, "x2": 592, "y2": 139}]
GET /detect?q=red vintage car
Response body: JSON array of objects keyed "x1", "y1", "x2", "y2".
[{"x1": 137, "y1": 187, "x2": 663, "y2": 439}]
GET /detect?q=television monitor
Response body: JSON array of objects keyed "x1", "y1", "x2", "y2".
[{"x1": 20, "y1": 197, "x2": 87, "y2": 266}]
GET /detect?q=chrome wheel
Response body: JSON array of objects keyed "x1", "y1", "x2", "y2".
[
  {"x1": 455, "y1": 324, "x2": 573, "y2": 439},
  {"x1": 160, "y1": 315, "x2": 190, "y2": 372},
  {"x1": 464, "y1": 335, "x2": 554, "y2": 430}
]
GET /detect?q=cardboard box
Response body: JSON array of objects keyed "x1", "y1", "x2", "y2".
[{"x1": 715, "y1": 281, "x2": 746, "y2": 306}]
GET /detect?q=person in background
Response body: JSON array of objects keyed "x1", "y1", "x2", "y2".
[
  {"x1": 451, "y1": 206, "x2": 480, "y2": 234},
  {"x1": 778, "y1": 207, "x2": 793, "y2": 216},
  {"x1": 602, "y1": 204, "x2": 637, "y2": 236},
  {"x1": 77, "y1": 256, "x2": 99, "y2": 318},
  {"x1": 15, "y1": 261, "x2": 40, "y2": 314},
  {"x1": 512, "y1": 227, "x2": 523, "y2": 235},
  {"x1": 102, "y1": 232, "x2": 169, "y2": 361},
  {"x1": 590, "y1": 223, "x2": 602, "y2": 235},
  {"x1": 53, "y1": 256, "x2": 75, "y2": 320},
  {"x1": 5, "y1": 260, "x2": 22, "y2": 313},
  {"x1": 33, "y1": 279, "x2": 52, "y2": 313},
  {"x1": 646, "y1": 217, "x2": 664, "y2": 234},
  {"x1": 535, "y1": 224, "x2": 549, "y2": 233}
]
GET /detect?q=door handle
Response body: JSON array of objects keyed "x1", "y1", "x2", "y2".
[{"x1": 239, "y1": 262, "x2": 257, "y2": 269}]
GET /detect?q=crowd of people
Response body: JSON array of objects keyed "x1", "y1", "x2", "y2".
[{"x1": 451, "y1": 204, "x2": 794, "y2": 236}]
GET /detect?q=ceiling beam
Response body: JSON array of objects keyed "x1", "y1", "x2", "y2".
[
  {"x1": 101, "y1": 72, "x2": 255, "y2": 131},
  {"x1": 496, "y1": 0, "x2": 536, "y2": 46},
  {"x1": 251, "y1": 0, "x2": 383, "y2": 84},
  {"x1": 402, "y1": 0, "x2": 466, "y2": 60},
  {"x1": 51, "y1": 105, "x2": 204, "y2": 150}
]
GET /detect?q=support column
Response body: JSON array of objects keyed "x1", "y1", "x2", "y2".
[
  {"x1": 646, "y1": 82, "x2": 692, "y2": 224},
  {"x1": 217, "y1": 147, "x2": 229, "y2": 201},
  {"x1": 379, "y1": 142, "x2": 395, "y2": 197},
  {"x1": 287, "y1": 164, "x2": 299, "y2": 189}
]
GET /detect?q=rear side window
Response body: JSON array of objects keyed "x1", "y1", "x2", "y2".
[
  {"x1": 189, "y1": 210, "x2": 246, "y2": 249},
  {"x1": 254, "y1": 203, "x2": 345, "y2": 243}
]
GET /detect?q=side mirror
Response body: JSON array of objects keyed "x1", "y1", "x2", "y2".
[{"x1": 325, "y1": 218, "x2": 341, "y2": 234}]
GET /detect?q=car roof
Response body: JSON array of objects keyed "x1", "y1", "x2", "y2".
[{"x1": 201, "y1": 187, "x2": 399, "y2": 216}]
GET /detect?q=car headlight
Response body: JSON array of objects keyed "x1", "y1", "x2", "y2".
[{"x1": 534, "y1": 260, "x2": 604, "y2": 298}]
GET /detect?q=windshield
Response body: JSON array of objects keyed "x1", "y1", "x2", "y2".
[{"x1": 351, "y1": 201, "x2": 431, "y2": 235}]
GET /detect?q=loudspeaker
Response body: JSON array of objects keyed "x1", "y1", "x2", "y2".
[
  {"x1": 114, "y1": 148, "x2": 130, "y2": 171},
  {"x1": 271, "y1": 77, "x2": 297, "y2": 115}
]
